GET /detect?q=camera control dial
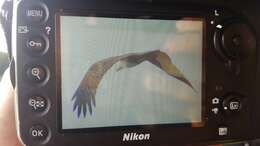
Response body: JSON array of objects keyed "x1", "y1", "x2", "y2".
[{"x1": 214, "y1": 20, "x2": 256, "y2": 61}]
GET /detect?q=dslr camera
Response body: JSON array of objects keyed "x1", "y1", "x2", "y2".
[{"x1": 1, "y1": 0, "x2": 260, "y2": 146}]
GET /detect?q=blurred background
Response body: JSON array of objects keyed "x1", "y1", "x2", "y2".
[
  {"x1": 0, "y1": 49, "x2": 8, "y2": 81},
  {"x1": 0, "y1": 0, "x2": 9, "y2": 81},
  {"x1": 0, "y1": 51, "x2": 8, "y2": 80}
]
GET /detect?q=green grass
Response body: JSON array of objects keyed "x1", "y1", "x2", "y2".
[{"x1": 0, "y1": 52, "x2": 9, "y2": 80}]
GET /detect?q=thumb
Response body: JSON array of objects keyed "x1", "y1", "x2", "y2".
[
  {"x1": 0, "y1": 67, "x2": 13, "y2": 105},
  {"x1": 0, "y1": 68, "x2": 21, "y2": 146}
]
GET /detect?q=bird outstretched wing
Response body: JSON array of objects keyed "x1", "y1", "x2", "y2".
[
  {"x1": 72, "y1": 50, "x2": 195, "y2": 118},
  {"x1": 72, "y1": 55, "x2": 123, "y2": 118},
  {"x1": 145, "y1": 50, "x2": 195, "y2": 90}
]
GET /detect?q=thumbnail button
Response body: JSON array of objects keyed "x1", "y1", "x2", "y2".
[
  {"x1": 26, "y1": 65, "x2": 46, "y2": 83},
  {"x1": 29, "y1": 96, "x2": 47, "y2": 112},
  {"x1": 30, "y1": 125, "x2": 48, "y2": 140}
]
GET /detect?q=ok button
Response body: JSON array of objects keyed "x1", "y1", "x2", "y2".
[
  {"x1": 30, "y1": 125, "x2": 48, "y2": 140},
  {"x1": 26, "y1": 36, "x2": 48, "y2": 54}
]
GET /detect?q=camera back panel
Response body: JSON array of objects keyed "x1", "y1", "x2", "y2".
[{"x1": 12, "y1": 0, "x2": 260, "y2": 146}]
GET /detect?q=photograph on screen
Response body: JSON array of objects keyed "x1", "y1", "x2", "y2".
[{"x1": 59, "y1": 16, "x2": 203, "y2": 130}]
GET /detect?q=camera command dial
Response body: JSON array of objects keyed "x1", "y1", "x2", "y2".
[{"x1": 214, "y1": 20, "x2": 256, "y2": 61}]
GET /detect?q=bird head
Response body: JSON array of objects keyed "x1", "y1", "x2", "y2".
[{"x1": 115, "y1": 61, "x2": 127, "y2": 72}]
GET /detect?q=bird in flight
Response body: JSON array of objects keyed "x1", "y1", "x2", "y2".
[{"x1": 72, "y1": 50, "x2": 195, "y2": 118}]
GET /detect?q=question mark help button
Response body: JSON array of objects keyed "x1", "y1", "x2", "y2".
[{"x1": 26, "y1": 65, "x2": 47, "y2": 83}]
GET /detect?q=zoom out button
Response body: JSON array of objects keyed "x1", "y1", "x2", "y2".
[{"x1": 29, "y1": 96, "x2": 47, "y2": 112}]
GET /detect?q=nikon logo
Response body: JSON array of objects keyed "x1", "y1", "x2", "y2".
[{"x1": 123, "y1": 133, "x2": 150, "y2": 141}]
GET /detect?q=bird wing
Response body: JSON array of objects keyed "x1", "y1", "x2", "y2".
[
  {"x1": 72, "y1": 53, "x2": 137, "y2": 118},
  {"x1": 145, "y1": 50, "x2": 195, "y2": 91}
]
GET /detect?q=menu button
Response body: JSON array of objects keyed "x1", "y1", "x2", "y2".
[{"x1": 25, "y1": 5, "x2": 48, "y2": 23}]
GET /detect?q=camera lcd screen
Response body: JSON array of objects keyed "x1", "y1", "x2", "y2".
[{"x1": 58, "y1": 15, "x2": 204, "y2": 130}]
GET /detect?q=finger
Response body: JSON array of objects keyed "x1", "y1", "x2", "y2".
[{"x1": 0, "y1": 67, "x2": 13, "y2": 108}]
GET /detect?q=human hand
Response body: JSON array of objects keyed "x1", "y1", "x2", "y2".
[{"x1": 0, "y1": 68, "x2": 22, "y2": 146}]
